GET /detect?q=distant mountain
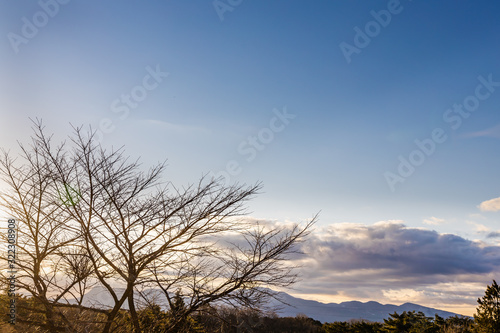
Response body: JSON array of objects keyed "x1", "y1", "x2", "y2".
[
  {"x1": 72, "y1": 286, "x2": 465, "y2": 323},
  {"x1": 69, "y1": 286, "x2": 168, "y2": 310},
  {"x1": 269, "y1": 291, "x2": 465, "y2": 323}
]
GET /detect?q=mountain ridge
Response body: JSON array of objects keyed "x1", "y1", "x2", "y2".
[
  {"x1": 270, "y1": 291, "x2": 468, "y2": 323},
  {"x1": 72, "y1": 286, "x2": 468, "y2": 323}
]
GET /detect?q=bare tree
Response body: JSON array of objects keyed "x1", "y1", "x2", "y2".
[
  {"x1": 0, "y1": 131, "x2": 92, "y2": 332},
  {"x1": 0, "y1": 121, "x2": 315, "y2": 333}
]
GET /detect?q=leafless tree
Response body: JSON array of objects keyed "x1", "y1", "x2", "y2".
[
  {"x1": 0, "y1": 131, "x2": 93, "y2": 332},
  {"x1": 0, "y1": 120, "x2": 315, "y2": 333}
]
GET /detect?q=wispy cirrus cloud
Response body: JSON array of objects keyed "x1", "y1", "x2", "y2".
[
  {"x1": 144, "y1": 119, "x2": 211, "y2": 135},
  {"x1": 464, "y1": 123, "x2": 500, "y2": 139}
]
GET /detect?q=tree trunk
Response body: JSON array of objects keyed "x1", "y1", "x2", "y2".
[
  {"x1": 128, "y1": 288, "x2": 141, "y2": 333},
  {"x1": 101, "y1": 284, "x2": 134, "y2": 333}
]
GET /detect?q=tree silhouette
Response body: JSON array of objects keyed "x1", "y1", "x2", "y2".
[
  {"x1": 382, "y1": 311, "x2": 439, "y2": 333},
  {"x1": 0, "y1": 120, "x2": 315, "y2": 332},
  {"x1": 474, "y1": 280, "x2": 500, "y2": 333},
  {"x1": 0, "y1": 130, "x2": 90, "y2": 332}
]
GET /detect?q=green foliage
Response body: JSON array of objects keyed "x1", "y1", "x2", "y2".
[
  {"x1": 0, "y1": 290, "x2": 48, "y2": 332},
  {"x1": 382, "y1": 311, "x2": 440, "y2": 333},
  {"x1": 135, "y1": 304, "x2": 171, "y2": 333},
  {"x1": 165, "y1": 290, "x2": 204, "y2": 333},
  {"x1": 322, "y1": 319, "x2": 383, "y2": 332},
  {"x1": 0, "y1": 288, "x2": 114, "y2": 333},
  {"x1": 474, "y1": 280, "x2": 500, "y2": 333},
  {"x1": 127, "y1": 293, "x2": 205, "y2": 333},
  {"x1": 441, "y1": 315, "x2": 475, "y2": 333},
  {"x1": 322, "y1": 321, "x2": 350, "y2": 332}
]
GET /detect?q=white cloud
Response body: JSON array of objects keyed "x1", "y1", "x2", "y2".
[
  {"x1": 468, "y1": 213, "x2": 486, "y2": 220},
  {"x1": 478, "y1": 197, "x2": 500, "y2": 212},
  {"x1": 470, "y1": 222, "x2": 491, "y2": 233},
  {"x1": 144, "y1": 119, "x2": 211, "y2": 135},
  {"x1": 382, "y1": 288, "x2": 425, "y2": 302},
  {"x1": 423, "y1": 216, "x2": 446, "y2": 225}
]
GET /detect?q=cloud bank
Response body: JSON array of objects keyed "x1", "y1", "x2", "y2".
[{"x1": 236, "y1": 218, "x2": 500, "y2": 315}]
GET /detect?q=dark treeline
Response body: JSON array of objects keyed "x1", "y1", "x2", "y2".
[
  {"x1": 198, "y1": 308, "x2": 476, "y2": 333},
  {"x1": 0, "y1": 292, "x2": 480, "y2": 333},
  {"x1": 2, "y1": 278, "x2": 500, "y2": 332},
  {"x1": 1, "y1": 277, "x2": 500, "y2": 332}
]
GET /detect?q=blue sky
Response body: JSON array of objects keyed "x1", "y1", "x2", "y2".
[{"x1": 1, "y1": 0, "x2": 500, "y2": 315}]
